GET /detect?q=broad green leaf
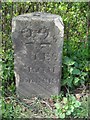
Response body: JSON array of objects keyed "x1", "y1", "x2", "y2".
[
  {"x1": 70, "y1": 106, "x2": 74, "y2": 112},
  {"x1": 66, "y1": 110, "x2": 71, "y2": 115},
  {"x1": 73, "y1": 77, "x2": 80, "y2": 86},
  {"x1": 81, "y1": 72, "x2": 87, "y2": 77},
  {"x1": 62, "y1": 76, "x2": 73, "y2": 87},
  {"x1": 74, "y1": 101, "x2": 81, "y2": 108},
  {"x1": 72, "y1": 68, "x2": 81, "y2": 75},
  {"x1": 54, "y1": 103, "x2": 60, "y2": 109},
  {"x1": 63, "y1": 97, "x2": 68, "y2": 104},
  {"x1": 68, "y1": 95, "x2": 76, "y2": 103},
  {"x1": 74, "y1": 62, "x2": 79, "y2": 67},
  {"x1": 54, "y1": 109, "x2": 59, "y2": 117},
  {"x1": 61, "y1": 78, "x2": 68, "y2": 86},
  {"x1": 66, "y1": 77, "x2": 73, "y2": 87},
  {"x1": 59, "y1": 113, "x2": 65, "y2": 118},
  {"x1": 64, "y1": 105, "x2": 68, "y2": 110},
  {"x1": 64, "y1": 56, "x2": 75, "y2": 66},
  {"x1": 69, "y1": 67, "x2": 74, "y2": 74}
]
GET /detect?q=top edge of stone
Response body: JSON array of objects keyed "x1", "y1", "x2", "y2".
[{"x1": 12, "y1": 12, "x2": 64, "y2": 26}]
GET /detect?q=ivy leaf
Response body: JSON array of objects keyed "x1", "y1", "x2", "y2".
[
  {"x1": 69, "y1": 67, "x2": 74, "y2": 74},
  {"x1": 74, "y1": 62, "x2": 79, "y2": 67},
  {"x1": 70, "y1": 105, "x2": 74, "y2": 112},
  {"x1": 66, "y1": 110, "x2": 71, "y2": 115},
  {"x1": 62, "y1": 76, "x2": 73, "y2": 87},
  {"x1": 73, "y1": 77, "x2": 80, "y2": 86},
  {"x1": 64, "y1": 56, "x2": 75, "y2": 66},
  {"x1": 54, "y1": 103, "x2": 60, "y2": 109},
  {"x1": 72, "y1": 68, "x2": 81, "y2": 75},
  {"x1": 74, "y1": 101, "x2": 81, "y2": 108},
  {"x1": 54, "y1": 109, "x2": 59, "y2": 117},
  {"x1": 63, "y1": 97, "x2": 68, "y2": 104},
  {"x1": 81, "y1": 72, "x2": 87, "y2": 77},
  {"x1": 64, "y1": 104, "x2": 68, "y2": 110},
  {"x1": 66, "y1": 77, "x2": 73, "y2": 87},
  {"x1": 59, "y1": 113, "x2": 65, "y2": 118}
]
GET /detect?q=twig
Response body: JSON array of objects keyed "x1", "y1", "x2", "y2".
[{"x1": 41, "y1": 100, "x2": 52, "y2": 110}]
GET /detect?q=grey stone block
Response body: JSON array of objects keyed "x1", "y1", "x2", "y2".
[{"x1": 12, "y1": 12, "x2": 64, "y2": 98}]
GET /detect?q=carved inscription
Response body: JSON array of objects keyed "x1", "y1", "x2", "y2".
[
  {"x1": 21, "y1": 39, "x2": 58, "y2": 85},
  {"x1": 21, "y1": 26, "x2": 49, "y2": 43},
  {"x1": 21, "y1": 28, "x2": 32, "y2": 38}
]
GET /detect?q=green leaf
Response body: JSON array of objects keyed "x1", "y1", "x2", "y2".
[
  {"x1": 73, "y1": 77, "x2": 80, "y2": 86},
  {"x1": 74, "y1": 101, "x2": 81, "y2": 108},
  {"x1": 66, "y1": 77, "x2": 73, "y2": 87},
  {"x1": 54, "y1": 109, "x2": 59, "y2": 117},
  {"x1": 66, "y1": 110, "x2": 71, "y2": 115},
  {"x1": 54, "y1": 103, "x2": 60, "y2": 109},
  {"x1": 61, "y1": 78, "x2": 68, "y2": 86},
  {"x1": 70, "y1": 95, "x2": 76, "y2": 101},
  {"x1": 64, "y1": 56, "x2": 75, "y2": 66},
  {"x1": 72, "y1": 68, "x2": 81, "y2": 75},
  {"x1": 69, "y1": 67, "x2": 74, "y2": 74},
  {"x1": 59, "y1": 113, "x2": 65, "y2": 118},
  {"x1": 63, "y1": 97, "x2": 68, "y2": 104},
  {"x1": 81, "y1": 72, "x2": 87, "y2": 77},
  {"x1": 62, "y1": 76, "x2": 73, "y2": 87},
  {"x1": 64, "y1": 105, "x2": 68, "y2": 110},
  {"x1": 74, "y1": 62, "x2": 79, "y2": 67},
  {"x1": 70, "y1": 106, "x2": 74, "y2": 112}
]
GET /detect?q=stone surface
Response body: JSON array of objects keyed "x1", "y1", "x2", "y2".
[{"x1": 12, "y1": 12, "x2": 64, "y2": 98}]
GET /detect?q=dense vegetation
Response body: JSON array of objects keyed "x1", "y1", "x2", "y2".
[{"x1": 1, "y1": 2, "x2": 89, "y2": 119}]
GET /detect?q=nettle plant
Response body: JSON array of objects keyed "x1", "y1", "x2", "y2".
[
  {"x1": 54, "y1": 94, "x2": 81, "y2": 119},
  {"x1": 62, "y1": 56, "x2": 88, "y2": 88}
]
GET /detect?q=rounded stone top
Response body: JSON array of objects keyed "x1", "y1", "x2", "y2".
[
  {"x1": 12, "y1": 12, "x2": 64, "y2": 37},
  {"x1": 12, "y1": 12, "x2": 64, "y2": 25}
]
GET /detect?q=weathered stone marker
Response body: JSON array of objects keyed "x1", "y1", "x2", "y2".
[{"x1": 12, "y1": 12, "x2": 64, "y2": 98}]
